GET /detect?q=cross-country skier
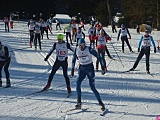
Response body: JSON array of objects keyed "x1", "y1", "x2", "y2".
[
  {"x1": 28, "y1": 19, "x2": 35, "y2": 47},
  {"x1": 88, "y1": 24, "x2": 96, "y2": 48},
  {"x1": 117, "y1": 24, "x2": 133, "y2": 53},
  {"x1": 55, "y1": 18, "x2": 62, "y2": 30},
  {"x1": 71, "y1": 19, "x2": 77, "y2": 41},
  {"x1": 34, "y1": 22, "x2": 41, "y2": 50},
  {"x1": 80, "y1": 20, "x2": 85, "y2": 31},
  {"x1": 43, "y1": 34, "x2": 74, "y2": 93},
  {"x1": 3, "y1": 16, "x2": 9, "y2": 32},
  {"x1": 111, "y1": 20, "x2": 117, "y2": 33},
  {"x1": 129, "y1": 30, "x2": 156, "y2": 74},
  {"x1": 95, "y1": 29, "x2": 111, "y2": 72},
  {"x1": 0, "y1": 41, "x2": 11, "y2": 87},
  {"x1": 74, "y1": 27, "x2": 85, "y2": 44},
  {"x1": 64, "y1": 23, "x2": 73, "y2": 45},
  {"x1": 70, "y1": 38, "x2": 106, "y2": 111},
  {"x1": 39, "y1": 18, "x2": 49, "y2": 39}
]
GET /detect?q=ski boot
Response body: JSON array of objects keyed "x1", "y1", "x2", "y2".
[
  {"x1": 42, "y1": 82, "x2": 51, "y2": 91},
  {"x1": 5, "y1": 79, "x2": 11, "y2": 88},
  {"x1": 129, "y1": 68, "x2": 135, "y2": 71},
  {"x1": 146, "y1": 70, "x2": 150, "y2": 74},
  {"x1": 75, "y1": 102, "x2": 82, "y2": 109},
  {"x1": 99, "y1": 102, "x2": 105, "y2": 111}
]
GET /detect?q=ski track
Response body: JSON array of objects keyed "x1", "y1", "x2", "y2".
[{"x1": 0, "y1": 20, "x2": 160, "y2": 120}]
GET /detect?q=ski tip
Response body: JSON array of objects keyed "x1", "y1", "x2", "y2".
[{"x1": 100, "y1": 108, "x2": 108, "y2": 116}]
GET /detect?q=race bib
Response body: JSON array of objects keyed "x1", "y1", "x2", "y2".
[
  {"x1": 143, "y1": 39, "x2": 150, "y2": 46},
  {"x1": 57, "y1": 50, "x2": 66, "y2": 61},
  {"x1": 79, "y1": 56, "x2": 90, "y2": 63}
]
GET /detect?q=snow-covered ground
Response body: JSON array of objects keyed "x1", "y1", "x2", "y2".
[{"x1": 0, "y1": 20, "x2": 160, "y2": 120}]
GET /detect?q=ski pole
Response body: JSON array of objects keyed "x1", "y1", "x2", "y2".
[
  {"x1": 106, "y1": 59, "x2": 113, "y2": 67},
  {"x1": 109, "y1": 41, "x2": 124, "y2": 68}
]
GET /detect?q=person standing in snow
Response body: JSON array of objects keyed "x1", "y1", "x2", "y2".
[
  {"x1": 71, "y1": 19, "x2": 77, "y2": 41},
  {"x1": 34, "y1": 22, "x2": 41, "y2": 50},
  {"x1": 94, "y1": 25, "x2": 113, "y2": 62},
  {"x1": 80, "y1": 20, "x2": 85, "y2": 31},
  {"x1": 129, "y1": 30, "x2": 156, "y2": 74},
  {"x1": 74, "y1": 27, "x2": 85, "y2": 44},
  {"x1": 3, "y1": 16, "x2": 9, "y2": 32},
  {"x1": 28, "y1": 19, "x2": 35, "y2": 47},
  {"x1": 88, "y1": 24, "x2": 96, "y2": 48},
  {"x1": 0, "y1": 41, "x2": 11, "y2": 88},
  {"x1": 117, "y1": 24, "x2": 133, "y2": 53},
  {"x1": 9, "y1": 15, "x2": 14, "y2": 29},
  {"x1": 40, "y1": 18, "x2": 49, "y2": 39},
  {"x1": 95, "y1": 29, "x2": 112, "y2": 72},
  {"x1": 43, "y1": 34, "x2": 74, "y2": 93},
  {"x1": 55, "y1": 18, "x2": 62, "y2": 30},
  {"x1": 70, "y1": 38, "x2": 106, "y2": 111},
  {"x1": 111, "y1": 20, "x2": 117, "y2": 33},
  {"x1": 64, "y1": 23, "x2": 73, "y2": 45}
]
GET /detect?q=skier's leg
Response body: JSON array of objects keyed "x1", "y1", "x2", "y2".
[
  {"x1": 76, "y1": 69, "x2": 86, "y2": 103},
  {"x1": 132, "y1": 49, "x2": 145, "y2": 69},
  {"x1": 61, "y1": 61, "x2": 71, "y2": 93},
  {"x1": 87, "y1": 65, "x2": 105, "y2": 110},
  {"x1": 145, "y1": 48, "x2": 150, "y2": 72},
  {"x1": 125, "y1": 39, "x2": 133, "y2": 51},
  {"x1": 4, "y1": 57, "x2": 11, "y2": 87},
  {"x1": 43, "y1": 60, "x2": 60, "y2": 90}
]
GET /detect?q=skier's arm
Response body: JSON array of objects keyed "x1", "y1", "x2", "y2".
[
  {"x1": 44, "y1": 43, "x2": 56, "y2": 61},
  {"x1": 67, "y1": 42, "x2": 75, "y2": 52},
  {"x1": 117, "y1": 29, "x2": 121, "y2": 40},
  {"x1": 126, "y1": 28, "x2": 131, "y2": 38},
  {"x1": 64, "y1": 25, "x2": 68, "y2": 33},
  {"x1": 150, "y1": 36, "x2": 156, "y2": 48},
  {"x1": 0, "y1": 46, "x2": 10, "y2": 61},
  {"x1": 4, "y1": 46, "x2": 9, "y2": 60},
  {"x1": 82, "y1": 32, "x2": 85, "y2": 39},
  {"x1": 138, "y1": 36, "x2": 143, "y2": 48},
  {"x1": 71, "y1": 49, "x2": 77, "y2": 76},
  {"x1": 89, "y1": 47, "x2": 105, "y2": 71}
]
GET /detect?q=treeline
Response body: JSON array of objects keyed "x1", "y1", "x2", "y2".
[
  {"x1": 119, "y1": 0, "x2": 160, "y2": 28},
  {"x1": 2, "y1": 0, "x2": 160, "y2": 28},
  {"x1": 0, "y1": 0, "x2": 121, "y2": 22}
]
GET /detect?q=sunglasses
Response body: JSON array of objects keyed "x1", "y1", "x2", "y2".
[{"x1": 78, "y1": 43, "x2": 85, "y2": 46}]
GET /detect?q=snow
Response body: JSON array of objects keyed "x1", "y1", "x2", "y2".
[{"x1": 0, "y1": 20, "x2": 160, "y2": 120}]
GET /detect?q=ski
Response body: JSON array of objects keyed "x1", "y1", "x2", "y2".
[
  {"x1": 26, "y1": 89, "x2": 53, "y2": 96},
  {"x1": 120, "y1": 70, "x2": 131, "y2": 73},
  {"x1": 120, "y1": 69, "x2": 139, "y2": 73},
  {"x1": 100, "y1": 108, "x2": 109, "y2": 116},
  {"x1": 147, "y1": 73, "x2": 154, "y2": 77},
  {"x1": 67, "y1": 108, "x2": 89, "y2": 112}
]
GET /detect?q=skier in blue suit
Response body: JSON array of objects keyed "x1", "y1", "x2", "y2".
[
  {"x1": 71, "y1": 38, "x2": 106, "y2": 111},
  {"x1": 129, "y1": 30, "x2": 156, "y2": 74}
]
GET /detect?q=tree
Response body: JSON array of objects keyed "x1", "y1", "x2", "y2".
[
  {"x1": 94, "y1": 0, "x2": 109, "y2": 26},
  {"x1": 121, "y1": 0, "x2": 160, "y2": 28}
]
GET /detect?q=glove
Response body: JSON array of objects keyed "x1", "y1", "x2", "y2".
[
  {"x1": 101, "y1": 70, "x2": 105, "y2": 75},
  {"x1": 154, "y1": 47, "x2": 156, "y2": 53},
  {"x1": 138, "y1": 48, "x2": 140, "y2": 52},
  {"x1": 44, "y1": 55, "x2": 49, "y2": 61},
  {"x1": 44, "y1": 57, "x2": 48, "y2": 61}
]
